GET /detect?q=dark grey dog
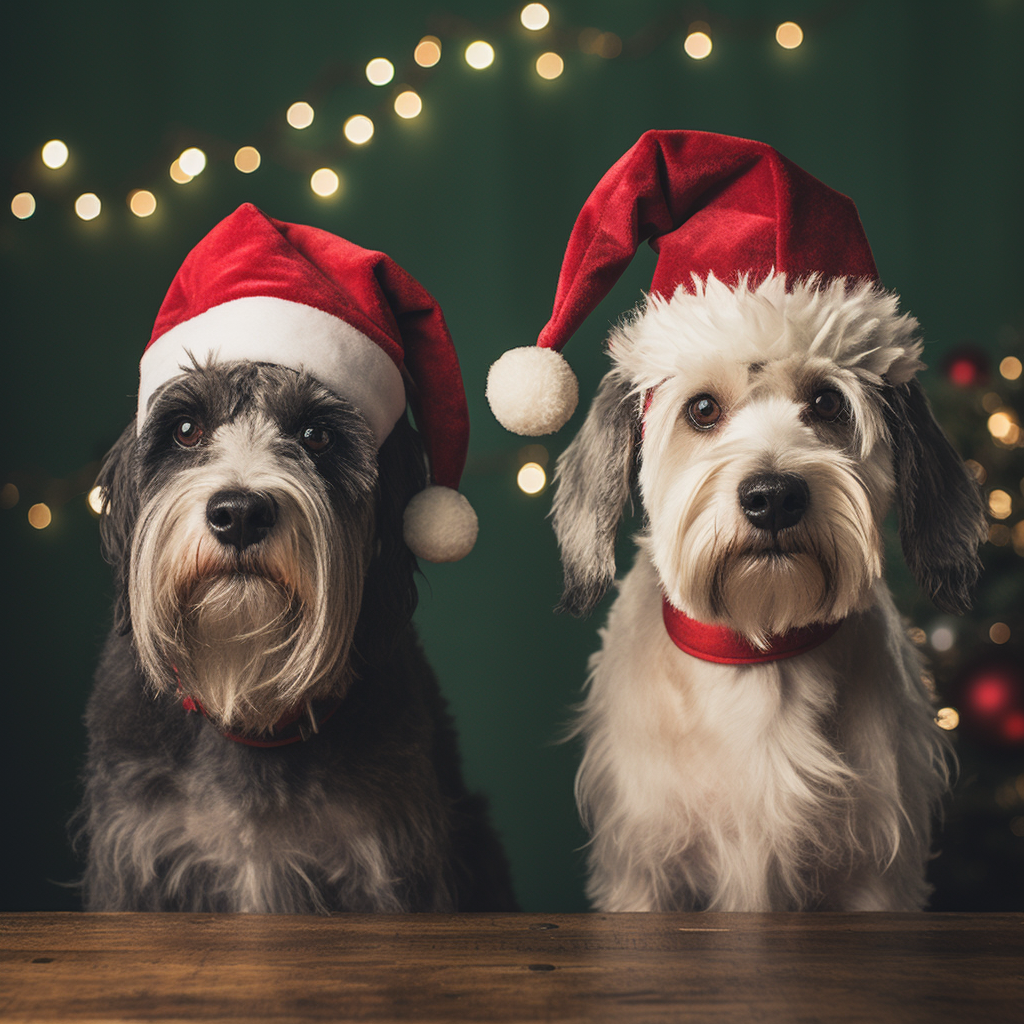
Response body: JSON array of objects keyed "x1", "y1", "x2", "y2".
[{"x1": 76, "y1": 361, "x2": 517, "y2": 913}]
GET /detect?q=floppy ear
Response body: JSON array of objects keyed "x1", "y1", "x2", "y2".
[
  {"x1": 883, "y1": 378, "x2": 986, "y2": 614},
  {"x1": 551, "y1": 371, "x2": 639, "y2": 616},
  {"x1": 95, "y1": 421, "x2": 141, "y2": 634}
]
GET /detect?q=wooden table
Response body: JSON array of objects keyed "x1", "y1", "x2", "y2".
[{"x1": 1, "y1": 912, "x2": 1021, "y2": 1023}]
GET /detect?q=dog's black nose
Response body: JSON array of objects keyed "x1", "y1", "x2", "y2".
[
  {"x1": 738, "y1": 473, "x2": 810, "y2": 533},
  {"x1": 206, "y1": 490, "x2": 277, "y2": 550}
]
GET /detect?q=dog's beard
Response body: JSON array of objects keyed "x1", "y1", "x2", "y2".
[
  {"x1": 129, "y1": 467, "x2": 372, "y2": 735},
  {"x1": 650, "y1": 455, "x2": 885, "y2": 648}
]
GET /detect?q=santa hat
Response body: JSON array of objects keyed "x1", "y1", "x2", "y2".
[
  {"x1": 487, "y1": 129, "x2": 879, "y2": 435},
  {"x1": 139, "y1": 202, "x2": 477, "y2": 562}
]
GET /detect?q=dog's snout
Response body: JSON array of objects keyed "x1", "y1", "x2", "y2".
[
  {"x1": 206, "y1": 489, "x2": 277, "y2": 550},
  {"x1": 738, "y1": 473, "x2": 809, "y2": 533}
]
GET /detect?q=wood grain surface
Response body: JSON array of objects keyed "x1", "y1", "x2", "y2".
[{"x1": 1, "y1": 912, "x2": 1021, "y2": 1023}]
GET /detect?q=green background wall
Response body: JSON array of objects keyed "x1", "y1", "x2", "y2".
[{"x1": 2, "y1": 0, "x2": 1022, "y2": 912}]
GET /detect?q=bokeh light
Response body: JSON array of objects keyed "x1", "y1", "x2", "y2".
[
  {"x1": 28, "y1": 503, "x2": 52, "y2": 529},
  {"x1": 930, "y1": 626, "x2": 955, "y2": 652},
  {"x1": 234, "y1": 146, "x2": 261, "y2": 173},
  {"x1": 394, "y1": 90, "x2": 423, "y2": 119},
  {"x1": 169, "y1": 159, "x2": 192, "y2": 184},
  {"x1": 11, "y1": 193, "x2": 36, "y2": 219},
  {"x1": 74, "y1": 193, "x2": 101, "y2": 221},
  {"x1": 87, "y1": 486, "x2": 105, "y2": 516},
  {"x1": 178, "y1": 148, "x2": 206, "y2": 177},
  {"x1": 988, "y1": 490, "x2": 1012, "y2": 519},
  {"x1": 343, "y1": 115, "x2": 374, "y2": 145},
  {"x1": 936, "y1": 707, "x2": 960, "y2": 731},
  {"x1": 414, "y1": 36, "x2": 441, "y2": 67},
  {"x1": 776, "y1": 22, "x2": 804, "y2": 48},
  {"x1": 990, "y1": 622, "x2": 1011, "y2": 645},
  {"x1": 128, "y1": 189, "x2": 157, "y2": 217},
  {"x1": 684, "y1": 30, "x2": 713, "y2": 60},
  {"x1": 517, "y1": 462, "x2": 547, "y2": 494},
  {"x1": 1000, "y1": 356, "x2": 1023, "y2": 381},
  {"x1": 465, "y1": 41, "x2": 495, "y2": 69},
  {"x1": 0, "y1": 483, "x2": 19, "y2": 509},
  {"x1": 521, "y1": 4, "x2": 550, "y2": 30},
  {"x1": 536, "y1": 52, "x2": 564, "y2": 79},
  {"x1": 366, "y1": 58, "x2": 395, "y2": 86},
  {"x1": 310, "y1": 168, "x2": 340, "y2": 197},
  {"x1": 287, "y1": 101, "x2": 315, "y2": 129},
  {"x1": 41, "y1": 140, "x2": 69, "y2": 169}
]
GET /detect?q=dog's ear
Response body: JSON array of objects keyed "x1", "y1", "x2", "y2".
[
  {"x1": 551, "y1": 370, "x2": 639, "y2": 617},
  {"x1": 95, "y1": 421, "x2": 141, "y2": 634},
  {"x1": 884, "y1": 378, "x2": 986, "y2": 614}
]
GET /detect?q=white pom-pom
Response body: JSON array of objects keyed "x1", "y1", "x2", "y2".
[
  {"x1": 403, "y1": 486, "x2": 478, "y2": 563},
  {"x1": 486, "y1": 346, "x2": 578, "y2": 436}
]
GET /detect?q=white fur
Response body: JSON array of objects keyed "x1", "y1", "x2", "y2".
[
  {"x1": 486, "y1": 345, "x2": 580, "y2": 435},
  {"x1": 569, "y1": 274, "x2": 953, "y2": 911}
]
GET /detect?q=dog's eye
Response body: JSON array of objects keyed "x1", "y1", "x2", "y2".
[
  {"x1": 811, "y1": 389, "x2": 846, "y2": 422},
  {"x1": 173, "y1": 419, "x2": 204, "y2": 448},
  {"x1": 687, "y1": 394, "x2": 722, "y2": 430},
  {"x1": 300, "y1": 426, "x2": 334, "y2": 453}
]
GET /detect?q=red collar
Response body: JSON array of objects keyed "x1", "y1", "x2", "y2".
[
  {"x1": 172, "y1": 666, "x2": 340, "y2": 747},
  {"x1": 662, "y1": 597, "x2": 843, "y2": 665}
]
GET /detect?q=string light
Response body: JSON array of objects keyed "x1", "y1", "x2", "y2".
[
  {"x1": 365, "y1": 58, "x2": 395, "y2": 86},
  {"x1": 394, "y1": 90, "x2": 422, "y2": 119},
  {"x1": 521, "y1": 4, "x2": 550, "y2": 30},
  {"x1": 41, "y1": 140, "x2": 69, "y2": 169},
  {"x1": 517, "y1": 462, "x2": 547, "y2": 494},
  {"x1": 775, "y1": 22, "x2": 804, "y2": 48},
  {"x1": 1001, "y1": 356, "x2": 1023, "y2": 381},
  {"x1": 936, "y1": 707, "x2": 960, "y2": 731},
  {"x1": 28, "y1": 503, "x2": 52, "y2": 529},
  {"x1": 169, "y1": 159, "x2": 192, "y2": 184},
  {"x1": 536, "y1": 52, "x2": 564, "y2": 79},
  {"x1": 414, "y1": 36, "x2": 441, "y2": 67},
  {"x1": 234, "y1": 146, "x2": 261, "y2": 173},
  {"x1": 286, "y1": 101, "x2": 315, "y2": 129},
  {"x1": 74, "y1": 193, "x2": 101, "y2": 221},
  {"x1": 988, "y1": 411, "x2": 1018, "y2": 442},
  {"x1": 343, "y1": 115, "x2": 374, "y2": 145},
  {"x1": 465, "y1": 41, "x2": 495, "y2": 69},
  {"x1": 310, "y1": 168, "x2": 341, "y2": 197},
  {"x1": 128, "y1": 189, "x2": 157, "y2": 217},
  {"x1": 11, "y1": 193, "x2": 35, "y2": 219},
  {"x1": 684, "y1": 27, "x2": 713, "y2": 60}
]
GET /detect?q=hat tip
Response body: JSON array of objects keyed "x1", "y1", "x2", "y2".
[
  {"x1": 486, "y1": 346, "x2": 579, "y2": 436},
  {"x1": 403, "y1": 485, "x2": 478, "y2": 562}
]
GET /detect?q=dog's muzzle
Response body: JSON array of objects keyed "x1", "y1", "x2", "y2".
[
  {"x1": 738, "y1": 472, "x2": 809, "y2": 533},
  {"x1": 206, "y1": 489, "x2": 278, "y2": 551}
]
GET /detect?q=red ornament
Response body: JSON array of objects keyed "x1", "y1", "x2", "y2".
[{"x1": 941, "y1": 346, "x2": 989, "y2": 388}]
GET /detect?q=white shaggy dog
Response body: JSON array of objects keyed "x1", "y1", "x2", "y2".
[{"x1": 551, "y1": 273, "x2": 985, "y2": 912}]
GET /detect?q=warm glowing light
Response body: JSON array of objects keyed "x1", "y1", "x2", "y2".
[
  {"x1": 234, "y1": 146, "x2": 261, "y2": 173},
  {"x1": 169, "y1": 159, "x2": 192, "y2": 184},
  {"x1": 41, "y1": 139, "x2": 69, "y2": 169},
  {"x1": 343, "y1": 115, "x2": 374, "y2": 145},
  {"x1": 1001, "y1": 356, "x2": 1023, "y2": 381},
  {"x1": 935, "y1": 707, "x2": 959, "y2": 731},
  {"x1": 28, "y1": 503, "x2": 52, "y2": 529},
  {"x1": 988, "y1": 411, "x2": 1016, "y2": 440},
  {"x1": 178, "y1": 148, "x2": 206, "y2": 177},
  {"x1": 1012, "y1": 521, "x2": 1024, "y2": 556},
  {"x1": 596, "y1": 32, "x2": 622, "y2": 58},
  {"x1": 366, "y1": 57, "x2": 395, "y2": 86},
  {"x1": 394, "y1": 90, "x2": 422, "y2": 119},
  {"x1": 415, "y1": 36, "x2": 441, "y2": 67},
  {"x1": 684, "y1": 31, "x2": 713, "y2": 60},
  {"x1": 87, "y1": 486, "x2": 105, "y2": 516},
  {"x1": 517, "y1": 462, "x2": 547, "y2": 494},
  {"x1": 465, "y1": 41, "x2": 495, "y2": 69},
  {"x1": 11, "y1": 193, "x2": 35, "y2": 219},
  {"x1": 989, "y1": 523, "x2": 1011, "y2": 546},
  {"x1": 128, "y1": 189, "x2": 157, "y2": 217},
  {"x1": 74, "y1": 193, "x2": 101, "y2": 221},
  {"x1": 0, "y1": 483, "x2": 19, "y2": 509},
  {"x1": 930, "y1": 626, "x2": 954, "y2": 652},
  {"x1": 990, "y1": 622, "x2": 1011, "y2": 644},
  {"x1": 776, "y1": 21, "x2": 804, "y2": 48},
  {"x1": 907, "y1": 627, "x2": 927, "y2": 645},
  {"x1": 310, "y1": 168, "x2": 340, "y2": 197},
  {"x1": 287, "y1": 101, "x2": 315, "y2": 129},
  {"x1": 521, "y1": 3, "x2": 550, "y2": 30},
  {"x1": 989, "y1": 489, "x2": 1012, "y2": 519},
  {"x1": 536, "y1": 52, "x2": 564, "y2": 79},
  {"x1": 982, "y1": 392, "x2": 1003, "y2": 413}
]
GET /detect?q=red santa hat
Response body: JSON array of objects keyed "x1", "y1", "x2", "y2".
[
  {"x1": 487, "y1": 129, "x2": 879, "y2": 435},
  {"x1": 139, "y1": 202, "x2": 477, "y2": 562}
]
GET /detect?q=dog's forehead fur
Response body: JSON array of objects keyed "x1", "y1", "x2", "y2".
[{"x1": 608, "y1": 273, "x2": 924, "y2": 392}]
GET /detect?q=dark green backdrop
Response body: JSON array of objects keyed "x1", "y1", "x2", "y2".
[{"x1": 2, "y1": 0, "x2": 1021, "y2": 912}]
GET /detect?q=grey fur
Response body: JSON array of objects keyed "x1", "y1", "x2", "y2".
[{"x1": 75, "y1": 362, "x2": 517, "y2": 913}]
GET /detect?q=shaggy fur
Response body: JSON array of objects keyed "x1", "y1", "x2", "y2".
[
  {"x1": 553, "y1": 273, "x2": 985, "y2": 912},
  {"x1": 75, "y1": 361, "x2": 517, "y2": 913}
]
